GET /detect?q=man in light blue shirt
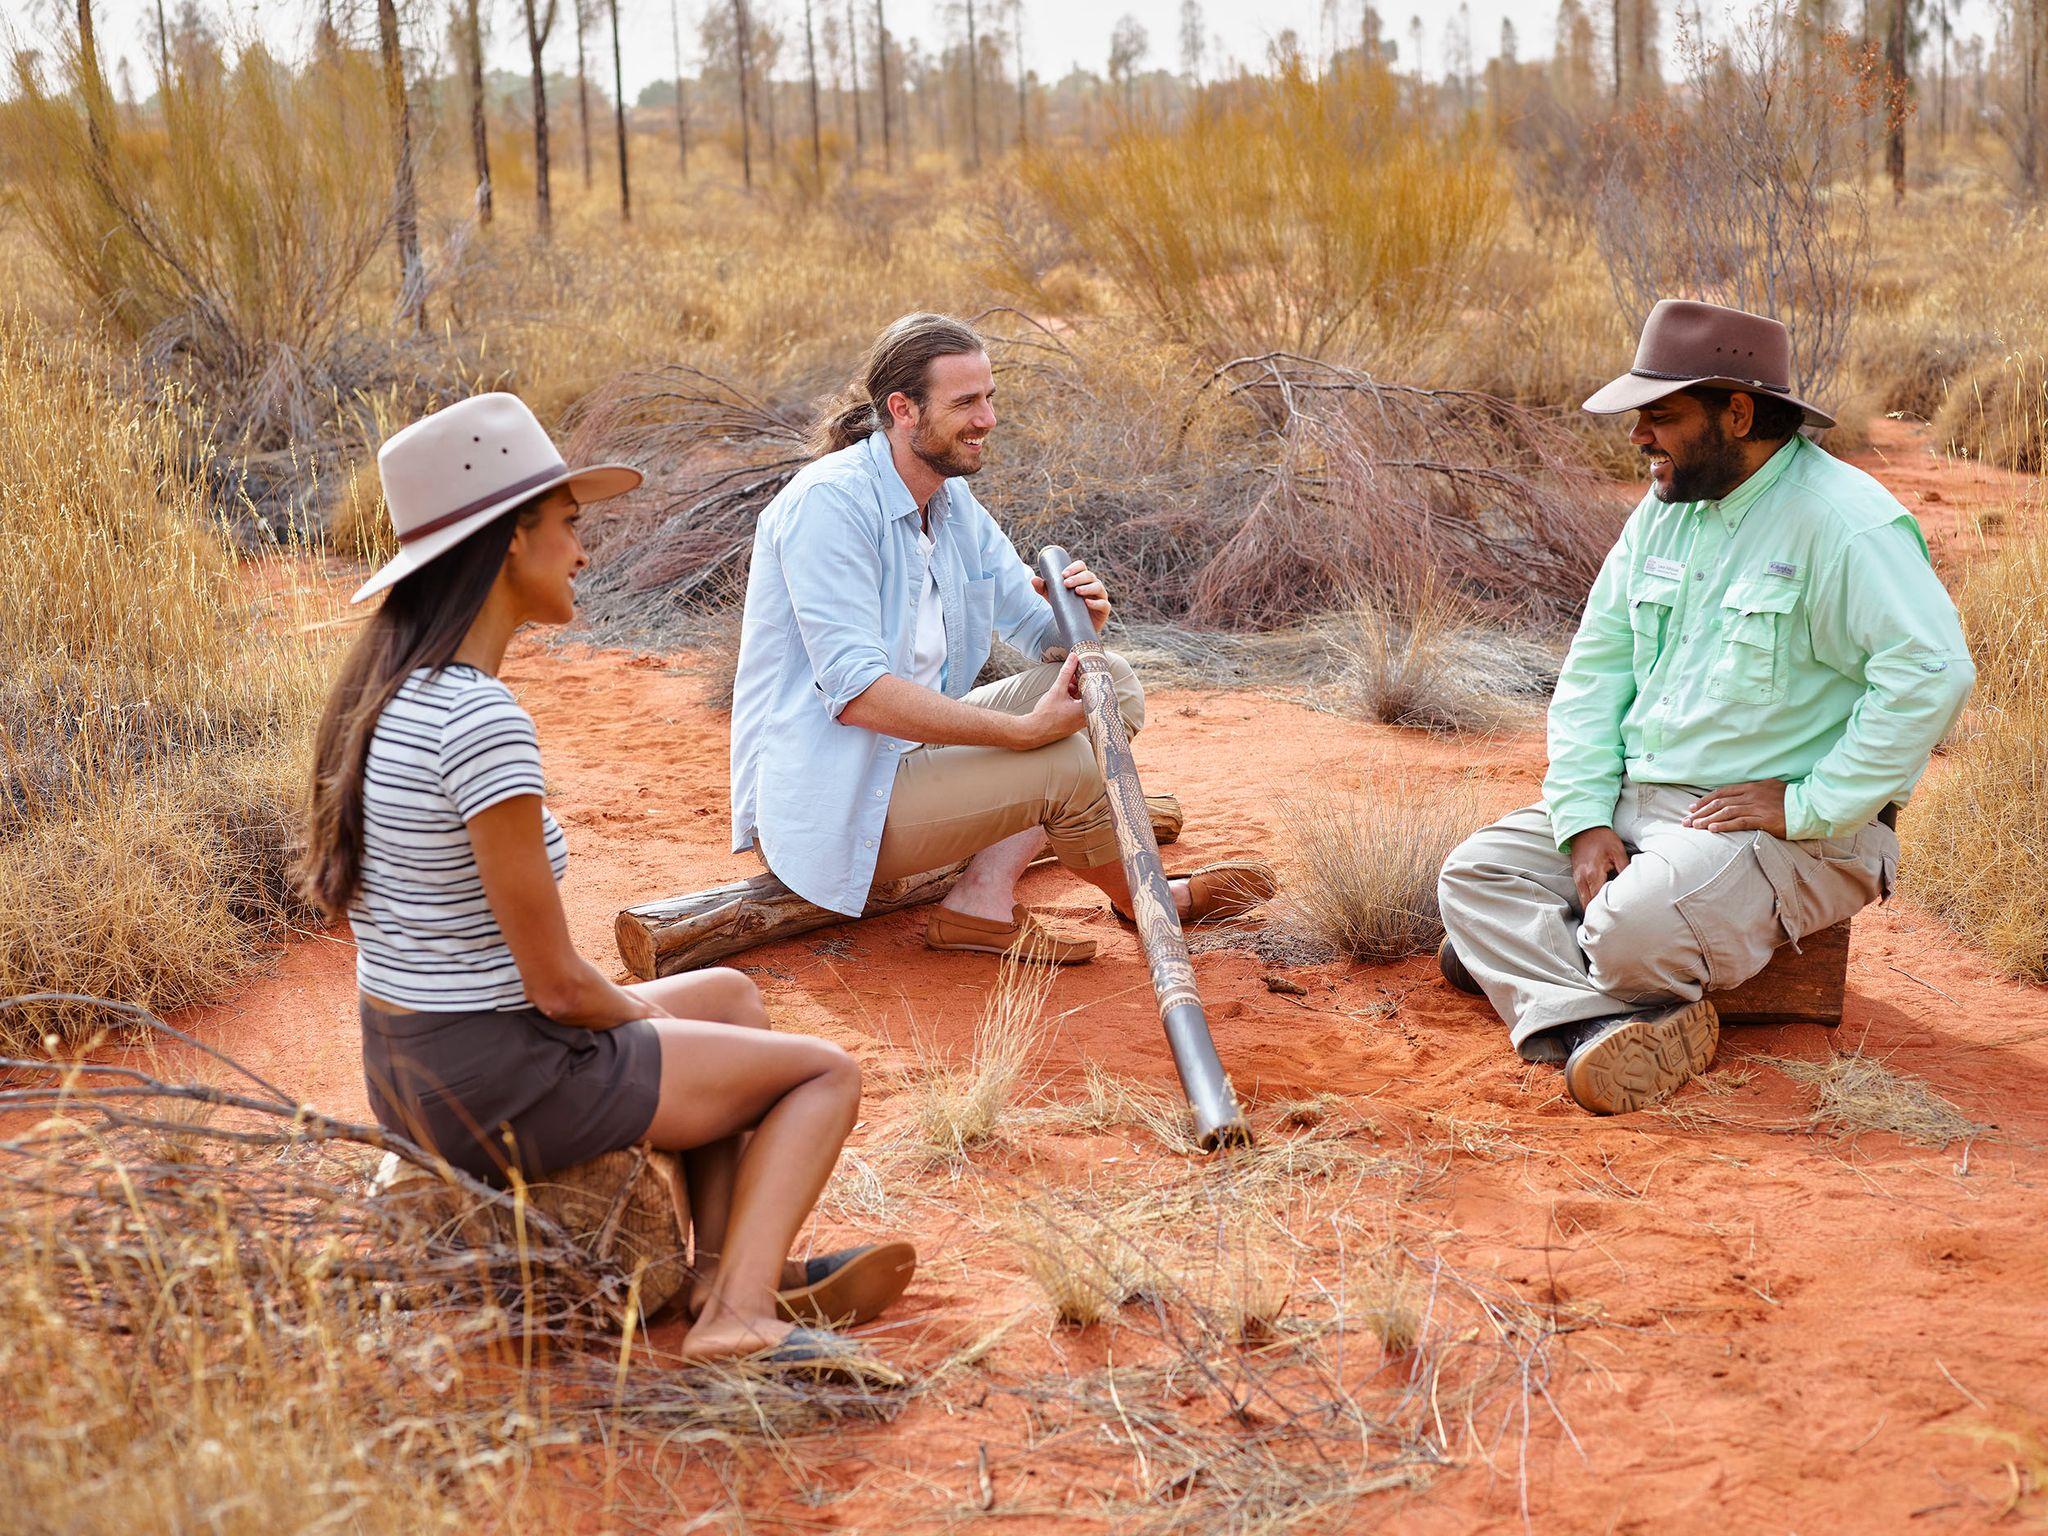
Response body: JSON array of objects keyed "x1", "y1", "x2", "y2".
[{"x1": 730, "y1": 313, "x2": 1275, "y2": 962}]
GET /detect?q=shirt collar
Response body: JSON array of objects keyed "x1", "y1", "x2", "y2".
[
  {"x1": 863, "y1": 429, "x2": 943, "y2": 526},
  {"x1": 1702, "y1": 435, "x2": 1803, "y2": 531}
]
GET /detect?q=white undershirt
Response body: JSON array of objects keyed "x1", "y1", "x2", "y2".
[{"x1": 911, "y1": 527, "x2": 946, "y2": 692}]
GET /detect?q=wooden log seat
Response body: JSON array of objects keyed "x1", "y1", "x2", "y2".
[
  {"x1": 1709, "y1": 919, "x2": 1852, "y2": 1028},
  {"x1": 617, "y1": 795, "x2": 1184, "y2": 980}
]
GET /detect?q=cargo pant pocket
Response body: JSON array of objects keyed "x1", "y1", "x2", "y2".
[
  {"x1": 1671, "y1": 833, "x2": 1785, "y2": 992},
  {"x1": 1753, "y1": 828, "x2": 1887, "y2": 948}
]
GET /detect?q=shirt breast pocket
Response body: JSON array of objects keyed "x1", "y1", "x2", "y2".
[
  {"x1": 963, "y1": 575, "x2": 997, "y2": 640},
  {"x1": 1707, "y1": 577, "x2": 1802, "y2": 704},
  {"x1": 1627, "y1": 572, "x2": 1682, "y2": 677}
]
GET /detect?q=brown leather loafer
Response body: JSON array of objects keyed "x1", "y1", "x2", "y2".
[{"x1": 925, "y1": 904, "x2": 1097, "y2": 964}]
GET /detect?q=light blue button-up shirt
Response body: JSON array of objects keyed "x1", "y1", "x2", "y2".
[{"x1": 729, "y1": 430, "x2": 1059, "y2": 914}]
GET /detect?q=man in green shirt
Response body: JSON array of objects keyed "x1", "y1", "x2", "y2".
[{"x1": 1438, "y1": 299, "x2": 1975, "y2": 1115}]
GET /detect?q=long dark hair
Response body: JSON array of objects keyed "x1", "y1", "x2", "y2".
[
  {"x1": 299, "y1": 498, "x2": 542, "y2": 920},
  {"x1": 809, "y1": 312, "x2": 987, "y2": 456}
]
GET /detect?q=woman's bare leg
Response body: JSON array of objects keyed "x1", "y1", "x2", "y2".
[
  {"x1": 624, "y1": 968, "x2": 804, "y2": 1309},
  {"x1": 638, "y1": 1015, "x2": 861, "y2": 1361}
]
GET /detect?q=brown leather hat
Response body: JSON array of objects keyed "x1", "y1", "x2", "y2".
[{"x1": 1582, "y1": 298, "x2": 1834, "y2": 430}]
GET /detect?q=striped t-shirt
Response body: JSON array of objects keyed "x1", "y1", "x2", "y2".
[{"x1": 351, "y1": 665, "x2": 567, "y2": 1011}]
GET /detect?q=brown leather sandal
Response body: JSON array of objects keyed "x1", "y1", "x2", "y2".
[{"x1": 925, "y1": 904, "x2": 1097, "y2": 964}]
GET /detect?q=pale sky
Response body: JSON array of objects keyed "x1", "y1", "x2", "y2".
[{"x1": 0, "y1": 0, "x2": 1996, "y2": 104}]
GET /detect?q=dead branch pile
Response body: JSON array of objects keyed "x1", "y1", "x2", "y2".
[{"x1": 562, "y1": 330, "x2": 1621, "y2": 652}]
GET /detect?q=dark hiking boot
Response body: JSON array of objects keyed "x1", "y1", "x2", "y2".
[
  {"x1": 1563, "y1": 999, "x2": 1719, "y2": 1116},
  {"x1": 1437, "y1": 935, "x2": 1483, "y2": 996}
]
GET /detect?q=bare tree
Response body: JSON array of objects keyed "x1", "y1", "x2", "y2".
[
  {"x1": 609, "y1": 0, "x2": 630, "y2": 217},
  {"x1": 154, "y1": 0, "x2": 171, "y2": 87},
  {"x1": 804, "y1": 0, "x2": 824, "y2": 177},
  {"x1": 524, "y1": 0, "x2": 561, "y2": 232},
  {"x1": 1591, "y1": 6, "x2": 1876, "y2": 404},
  {"x1": 1179, "y1": 0, "x2": 1204, "y2": 82},
  {"x1": 846, "y1": 0, "x2": 864, "y2": 164},
  {"x1": 672, "y1": 0, "x2": 691, "y2": 174},
  {"x1": 964, "y1": 0, "x2": 981, "y2": 166},
  {"x1": 733, "y1": 0, "x2": 755, "y2": 188},
  {"x1": 75, "y1": 0, "x2": 112, "y2": 162},
  {"x1": 464, "y1": 0, "x2": 493, "y2": 223},
  {"x1": 1108, "y1": 13, "x2": 1147, "y2": 114},
  {"x1": 1881, "y1": 0, "x2": 1913, "y2": 202},
  {"x1": 1016, "y1": 1, "x2": 1034, "y2": 146},
  {"x1": 575, "y1": 0, "x2": 593, "y2": 186},
  {"x1": 876, "y1": 0, "x2": 894, "y2": 170},
  {"x1": 376, "y1": 0, "x2": 426, "y2": 327}
]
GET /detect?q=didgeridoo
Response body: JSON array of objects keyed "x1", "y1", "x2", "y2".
[{"x1": 1035, "y1": 546, "x2": 1252, "y2": 1150}]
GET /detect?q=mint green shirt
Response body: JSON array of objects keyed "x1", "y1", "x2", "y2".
[{"x1": 1544, "y1": 435, "x2": 1975, "y2": 849}]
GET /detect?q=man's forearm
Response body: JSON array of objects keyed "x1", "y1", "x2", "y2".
[{"x1": 839, "y1": 674, "x2": 1028, "y2": 748}]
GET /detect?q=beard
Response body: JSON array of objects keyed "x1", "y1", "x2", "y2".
[
  {"x1": 909, "y1": 415, "x2": 984, "y2": 478},
  {"x1": 1650, "y1": 415, "x2": 1748, "y2": 503}
]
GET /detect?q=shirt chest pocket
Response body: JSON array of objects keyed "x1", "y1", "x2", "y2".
[
  {"x1": 962, "y1": 575, "x2": 997, "y2": 640},
  {"x1": 1706, "y1": 577, "x2": 1802, "y2": 704},
  {"x1": 1627, "y1": 572, "x2": 1683, "y2": 676}
]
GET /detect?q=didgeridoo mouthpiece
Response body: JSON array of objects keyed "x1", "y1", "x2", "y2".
[{"x1": 1035, "y1": 544, "x2": 1097, "y2": 649}]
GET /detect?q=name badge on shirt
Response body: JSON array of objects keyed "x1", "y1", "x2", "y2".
[
  {"x1": 1643, "y1": 555, "x2": 1685, "y2": 580},
  {"x1": 1766, "y1": 560, "x2": 1799, "y2": 578}
]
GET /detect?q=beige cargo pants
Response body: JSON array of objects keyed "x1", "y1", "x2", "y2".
[
  {"x1": 869, "y1": 653, "x2": 1144, "y2": 883},
  {"x1": 1438, "y1": 779, "x2": 1896, "y2": 1061}
]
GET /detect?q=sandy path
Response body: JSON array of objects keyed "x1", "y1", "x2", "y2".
[{"x1": 171, "y1": 430, "x2": 2048, "y2": 1531}]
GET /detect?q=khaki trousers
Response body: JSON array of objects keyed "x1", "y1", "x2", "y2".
[
  {"x1": 871, "y1": 653, "x2": 1145, "y2": 884},
  {"x1": 1438, "y1": 780, "x2": 1896, "y2": 1061}
]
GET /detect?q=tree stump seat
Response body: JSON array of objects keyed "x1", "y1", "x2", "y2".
[{"x1": 1709, "y1": 919, "x2": 1852, "y2": 1028}]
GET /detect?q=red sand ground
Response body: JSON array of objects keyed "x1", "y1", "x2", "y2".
[{"x1": 178, "y1": 425, "x2": 2048, "y2": 1532}]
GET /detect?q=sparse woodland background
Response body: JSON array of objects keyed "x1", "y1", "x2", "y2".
[{"x1": 2, "y1": 0, "x2": 2046, "y2": 1527}]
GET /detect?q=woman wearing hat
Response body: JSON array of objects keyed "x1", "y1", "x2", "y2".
[{"x1": 300, "y1": 393, "x2": 913, "y2": 1366}]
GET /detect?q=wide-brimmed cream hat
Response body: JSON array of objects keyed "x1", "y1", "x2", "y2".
[
  {"x1": 350, "y1": 392, "x2": 642, "y2": 604},
  {"x1": 1582, "y1": 298, "x2": 1835, "y2": 430}
]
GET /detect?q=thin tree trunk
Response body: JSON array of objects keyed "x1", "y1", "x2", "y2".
[
  {"x1": 76, "y1": 0, "x2": 112, "y2": 163},
  {"x1": 876, "y1": 0, "x2": 893, "y2": 171},
  {"x1": 609, "y1": 0, "x2": 630, "y2": 218},
  {"x1": 847, "y1": 0, "x2": 864, "y2": 166},
  {"x1": 1014, "y1": 7, "x2": 1026, "y2": 148},
  {"x1": 576, "y1": 0, "x2": 593, "y2": 186},
  {"x1": 1885, "y1": 0, "x2": 1909, "y2": 203},
  {"x1": 154, "y1": 0, "x2": 170, "y2": 87},
  {"x1": 804, "y1": 0, "x2": 824, "y2": 179},
  {"x1": 965, "y1": 0, "x2": 980, "y2": 167},
  {"x1": 672, "y1": 0, "x2": 690, "y2": 175},
  {"x1": 467, "y1": 0, "x2": 493, "y2": 223},
  {"x1": 376, "y1": 0, "x2": 425, "y2": 328},
  {"x1": 734, "y1": 0, "x2": 755, "y2": 189},
  {"x1": 1611, "y1": 0, "x2": 1622, "y2": 98},
  {"x1": 526, "y1": 0, "x2": 559, "y2": 234}
]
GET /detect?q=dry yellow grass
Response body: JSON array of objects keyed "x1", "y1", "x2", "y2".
[
  {"x1": 1903, "y1": 511, "x2": 2048, "y2": 980},
  {"x1": 1278, "y1": 784, "x2": 1482, "y2": 966},
  {"x1": 1022, "y1": 64, "x2": 1505, "y2": 361},
  {"x1": 0, "y1": 319, "x2": 332, "y2": 1042},
  {"x1": 914, "y1": 940, "x2": 1059, "y2": 1156},
  {"x1": 1770, "y1": 1051, "x2": 1989, "y2": 1148}
]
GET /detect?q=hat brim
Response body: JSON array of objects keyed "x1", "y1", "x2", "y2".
[
  {"x1": 1581, "y1": 372, "x2": 1835, "y2": 430},
  {"x1": 349, "y1": 462, "x2": 643, "y2": 604}
]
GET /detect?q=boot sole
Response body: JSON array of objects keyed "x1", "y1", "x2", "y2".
[
  {"x1": 1565, "y1": 1000, "x2": 1719, "y2": 1115},
  {"x1": 776, "y1": 1240, "x2": 918, "y2": 1328}
]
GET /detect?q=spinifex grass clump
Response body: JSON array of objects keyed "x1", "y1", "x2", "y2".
[
  {"x1": 1279, "y1": 785, "x2": 1481, "y2": 966},
  {"x1": 916, "y1": 943, "x2": 1058, "y2": 1156},
  {"x1": 0, "y1": 323, "x2": 331, "y2": 1043},
  {"x1": 1904, "y1": 510, "x2": 2048, "y2": 980}
]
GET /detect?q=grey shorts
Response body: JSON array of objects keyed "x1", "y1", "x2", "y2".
[{"x1": 359, "y1": 998, "x2": 662, "y2": 1186}]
